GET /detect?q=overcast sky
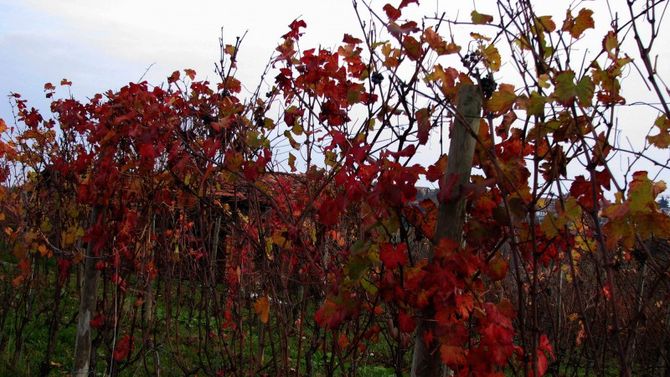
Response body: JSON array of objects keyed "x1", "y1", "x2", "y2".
[{"x1": 1, "y1": 0, "x2": 669, "y2": 188}]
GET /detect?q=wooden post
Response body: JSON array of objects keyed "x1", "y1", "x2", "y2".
[
  {"x1": 411, "y1": 84, "x2": 482, "y2": 377},
  {"x1": 73, "y1": 206, "x2": 100, "y2": 377}
]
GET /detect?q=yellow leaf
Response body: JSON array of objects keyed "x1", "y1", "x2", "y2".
[
  {"x1": 481, "y1": 44, "x2": 501, "y2": 71},
  {"x1": 254, "y1": 296, "x2": 270, "y2": 324},
  {"x1": 603, "y1": 31, "x2": 618, "y2": 59},
  {"x1": 648, "y1": 115, "x2": 670, "y2": 148}
]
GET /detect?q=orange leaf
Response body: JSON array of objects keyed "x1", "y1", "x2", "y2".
[
  {"x1": 536, "y1": 16, "x2": 556, "y2": 32},
  {"x1": 486, "y1": 84, "x2": 516, "y2": 115},
  {"x1": 562, "y1": 8, "x2": 594, "y2": 38},
  {"x1": 254, "y1": 296, "x2": 270, "y2": 324},
  {"x1": 184, "y1": 69, "x2": 196, "y2": 80}
]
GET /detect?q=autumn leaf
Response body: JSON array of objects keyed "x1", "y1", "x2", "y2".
[
  {"x1": 575, "y1": 75, "x2": 595, "y2": 106},
  {"x1": 525, "y1": 91, "x2": 547, "y2": 117},
  {"x1": 422, "y1": 27, "x2": 460, "y2": 55},
  {"x1": 471, "y1": 10, "x2": 494, "y2": 24},
  {"x1": 383, "y1": 4, "x2": 401, "y2": 20},
  {"x1": 603, "y1": 31, "x2": 618, "y2": 59},
  {"x1": 90, "y1": 313, "x2": 105, "y2": 329},
  {"x1": 282, "y1": 19, "x2": 307, "y2": 40},
  {"x1": 184, "y1": 69, "x2": 196, "y2": 80},
  {"x1": 440, "y1": 344, "x2": 467, "y2": 365},
  {"x1": 426, "y1": 154, "x2": 448, "y2": 182},
  {"x1": 553, "y1": 71, "x2": 593, "y2": 106},
  {"x1": 562, "y1": 8, "x2": 594, "y2": 38},
  {"x1": 223, "y1": 77, "x2": 241, "y2": 93},
  {"x1": 415, "y1": 107, "x2": 431, "y2": 144},
  {"x1": 488, "y1": 255, "x2": 508, "y2": 281},
  {"x1": 397, "y1": 311, "x2": 416, "y2": 333},
  {"x1": 648, "y1": 115, "x2": 670, "y2": 148},
  {"x1": 337, "y1": 333, "x2": 349, "y2": 349},
  {"x1": 487, "y1": 84, "x2": 516, "y2": 115},
  {"x1": 315, "y1": 298, "x2": 346, "y2": 329},
  {"x1": 288, "y1": 153, "x2": 297, "y2": 172},
  {"x1": 254, "y1": 296, "x2": 270, "y2": 324},
  {"x1": 481, "y1": 43, "x2": 501, "y2": 71},
  {"x1": 113, "y1": 335, "x2": 133, "y2": 362},
  {"x1": 398, "y1": 0, "x2": 418, "y2": 9},
  {"x1": 402, "y1": 35, "x2": 423, "y2": 61},
  {"x1": 168, "y1": 70, "x2": 180, "y2": 83},
  {"x1": 342, "y1": 34, "x2": 362, "y2": 44},
  {"x1": 628, "y1": 171, "x2": 666, "y2": 214},
  {"x1": 380, "y1": 242, "x2": 408, "y2": 269},
  {"x1": 535, "y1": 15, "x2": 556, "y2": 32}
]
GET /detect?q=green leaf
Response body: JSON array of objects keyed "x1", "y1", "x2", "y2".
[
  {"x1": 553, "y1": 70, "x2": 588, "y2": 106},
  {"x1": 575, "y1": 75, "x2": 594, "y2": 107},
  {"x1": 471, "y1": 10, "x2": 494, "y2": 25},
  {"x1": 526, "y1": 91, "x2": 547, "y2": 117}
]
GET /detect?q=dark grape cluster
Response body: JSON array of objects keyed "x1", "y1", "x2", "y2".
[
  {"x1": 371, "y1": 72, "x2": 384, "y2": 85},
  {"x1": 461, "y1": 51, "x2": 482, "y2": 70},
  {"x1": 480, "y1": 73, "x2": 497, "y2": 99}
]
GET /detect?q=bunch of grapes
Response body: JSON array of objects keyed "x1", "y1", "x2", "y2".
[
  {"x1": 461, "y1": 51, "x2": 482, "y2": 70},
  {"x1": 480, "y1": 73, "x2": 497, "y2": 99}
]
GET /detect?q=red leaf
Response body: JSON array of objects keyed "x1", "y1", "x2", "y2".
[
  {"x1": 168, "y1": 70, "x2": 180, "y2": 83},
  {"x1": 139, "y1": 143, "x2": 156, "y2": 160},
  {"x1": 282, "y1": 19, "x2": 307, "y2": 39},
  {"x1": 343, "y1": 34, "x2": 362, "y2": 44},
  {"x1": 398, "y1": 311, "x2": 415, "y2": 333},
  {"x1": 438, "y1": 173, "x2": 460, "y2": 202},
  {"x1": 380, "y1": 243, "x2": 408, "y2": 269},
  {"x1": 90, "y1": 313, "x2": 105, "y2": 329},
  {"x1": 57, "y1": 258, "x2": 72, "y2": 283},
  {"x1": 440, "y1": 344, "x2": 467, "y2": 365},
  {"x1": 383, "y1": 4, "x2": 401, "y2": 20},
  {"x1": 318, "y1": 195, "x2": 346, "y2": 226},
  {"x1": 422, "y1": 330, "x2": 434, "y2": 347},
  {"x1": 390, "y1": 144, "x2": 416, "y2": 159},
  {"x1": 416, "y1": 108, "x2": 431, "y2": 144},
  {"x1": 113, "y1": 335, "x2": 133, "y2": 362},
  {"x1": 315, "y1": 299, "x2": 346, "y2": 329},
  {"x1": 426, "y1": 155, "x2": 448, "y2": 182},
  {"x1": 399, "y1": 0, "x2": 419, "y2": 8}
]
